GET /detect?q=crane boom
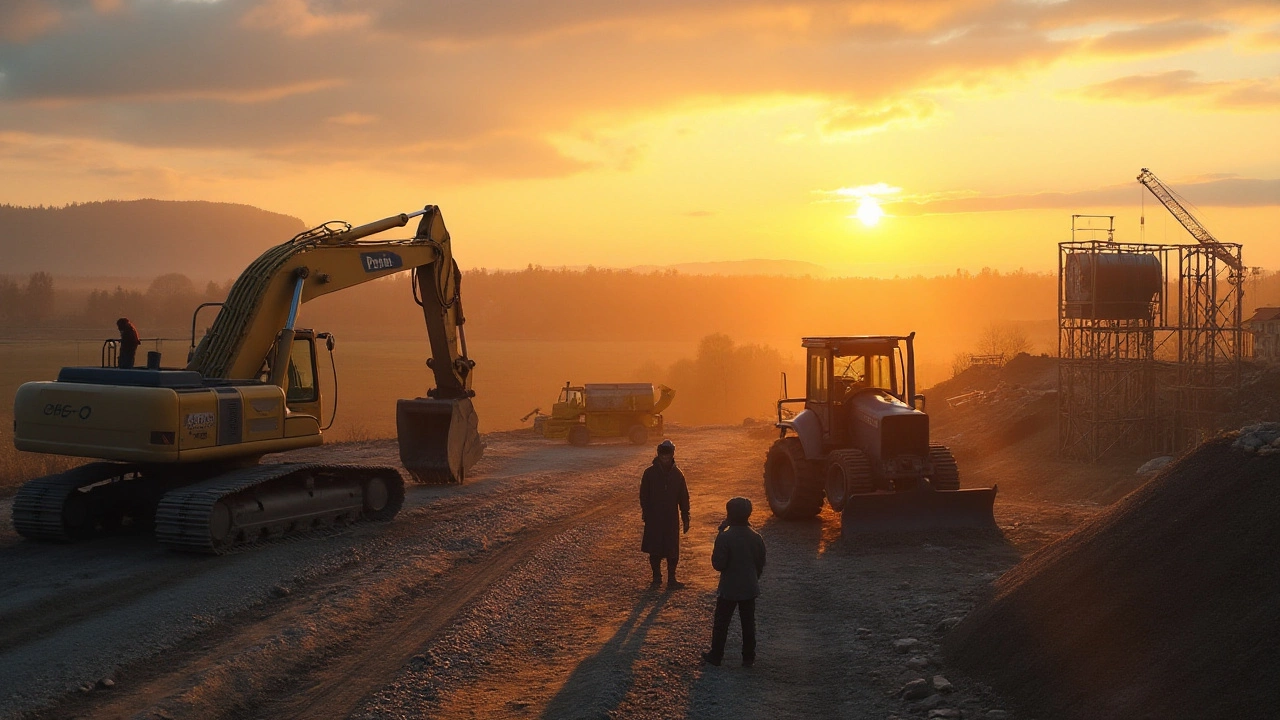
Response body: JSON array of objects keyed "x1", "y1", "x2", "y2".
[{"x1": 1137, "y1": 168, "x2": 1243, "y2": 272}]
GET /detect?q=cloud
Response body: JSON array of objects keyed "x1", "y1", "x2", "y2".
[
  {"x1": 1083, "y1": 21, "x2": 1228, "y2": 56},
  {"x1": 884, "y1": 175, "x2": 1280, "y2": 215},
  {"x1": 240, "y1": 0, "x2": 369, "y2": 37},
  {"x1": 326, "y1": 112, "x2": 377, "y2": 126},
  {"x1": 1075, "y1": 70, "x2": 1280, "y2": 110},
  {"x1": 823, "y1": 183, "x2": 904, "y2": 200},
  {"x1": 0, "y1": 0, "x2": 62, "y2": 42},
  {"x1": 820, "y1": 97, "x2": 939, "y2": 136},
  {"x1": 0, "y1": 0, "x2": 1274, "y2": 183},
  {"x1": 20, "y1": 79, "x2": 347, "y2": 107},
  {"x1": 1246, "y1": 28, "x2": 1280, "y2": 50}
]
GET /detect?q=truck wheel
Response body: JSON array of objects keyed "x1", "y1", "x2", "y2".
[
  {"x1": 928, "y1": 444, "x2": 960, "y2": 490},
  {"x1": 824, "y1": 448, "x2": 873, "y2": 512},
  {"x1": 568, "y1": 425, "x2": 590, "y2": 447},
  {"x1": 627, "y1": 424, "x2": 649, "y2": 446},
  {"x1": 763, "y1": 437, "x2": 823, "y2": 519}
]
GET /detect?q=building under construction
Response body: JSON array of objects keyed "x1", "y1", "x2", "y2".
[{"x1": 1058, "y1": 171, "x2": 1248, "y2": 461}]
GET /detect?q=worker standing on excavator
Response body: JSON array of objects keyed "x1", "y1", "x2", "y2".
[
  {"x1": 640, "y1": 439, "x2": 690, "y2": 589},
  {"x1": 116, "y1": 317, "x2": 141, "y2": 369}
]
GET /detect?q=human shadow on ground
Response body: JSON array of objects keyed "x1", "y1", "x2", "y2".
[{"x1": 539, "y1": 589, "x2": 670, "y2": 719}]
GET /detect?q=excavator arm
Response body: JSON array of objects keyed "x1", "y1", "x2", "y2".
[{"x1": 188, "y1": 205, "x2": 481, "y2": 483}]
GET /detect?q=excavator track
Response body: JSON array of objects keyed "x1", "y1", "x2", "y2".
[
  {"x1": 12, "y1": 462, "x2": 144, "y2": 542},
  {"x1": 154, "y1": 463, "x2": 405, "y2": 554}
]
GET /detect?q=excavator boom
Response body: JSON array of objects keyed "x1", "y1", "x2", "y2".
[{"x1": 186, "y1": 205, "x2": 482, "y2": 483}]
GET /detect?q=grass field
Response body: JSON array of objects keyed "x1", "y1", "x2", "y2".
[{"x1": 0, "y1": 337, "x2": 695, "y2": 489}]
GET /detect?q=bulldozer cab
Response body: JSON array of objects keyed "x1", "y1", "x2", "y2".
[{"x1": 800, "y1": 335, "x2": 917, "y2": 444}]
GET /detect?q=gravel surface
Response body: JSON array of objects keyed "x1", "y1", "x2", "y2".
[{"x1": 1, "y1": 426, "x2": 1095, "y2": 719}]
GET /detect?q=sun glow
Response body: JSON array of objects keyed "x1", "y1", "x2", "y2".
[
  {"x1": 855, "y1": 197, "x2": 884, "y2": 226},
  {"x1": 832, "y1": 183, "x2": 898, "y2": 228}
]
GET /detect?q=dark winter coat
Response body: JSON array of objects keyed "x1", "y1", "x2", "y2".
[
  {"x1": 711, "y1": 523, "x2": 766, "y2": 601},
  {"x1": 640, "y1": 459, "x2": 689, "y2": 559}
]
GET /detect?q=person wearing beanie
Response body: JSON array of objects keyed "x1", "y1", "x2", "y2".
[
  {"x1": 702, "y1": 496, "x2": 766, "y2": 667},
  {"x1": 639, "y1": 439, "x2": 690, "y2": 589}
]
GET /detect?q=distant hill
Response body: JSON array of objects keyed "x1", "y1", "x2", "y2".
[
  {"x1": 0, "y1": 200, "x2": 306, "y2": 279},
  {"x1": 627, "y1": 259, "x2": 831, "y2": 277}
]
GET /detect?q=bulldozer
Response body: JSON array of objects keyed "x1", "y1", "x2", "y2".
[
  {"x1": 526, "y1": 382, "x2": 675, "y2": 446},
  {"x1": 10, "y1": 205, "x2": 483, "y2": 553},
  {"x1": 764, "y1": 334, "x2": 996, "y2": 532}
]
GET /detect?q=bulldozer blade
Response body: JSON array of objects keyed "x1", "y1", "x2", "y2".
[
  {"x1": 841, "y1": 486, "x2": 998, "y2": 535},
  {"x1": 396, "y1": 397, "x2": 484, "y2": 484}
]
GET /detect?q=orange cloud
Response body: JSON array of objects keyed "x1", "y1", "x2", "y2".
[
  {"x1": 326, "y1": 112, "x2": 377, "y2": 126},
  {"x1": 1083, "y1": 21, "x2": 1229, "y2": 56},
  {"x1": 885, "y1": 176, "x2": 1280, "y2": 215},
  {"x1": 0, "y1": 0, "x2": 1273, "y2": 184},
  {"x1": 240, "y1": 0, "x2": 369, "y2": 38},
  {"x1": 1076, "y1": 70, "x2": 1280, "y2": 110}
]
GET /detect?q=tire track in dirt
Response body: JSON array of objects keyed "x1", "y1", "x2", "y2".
[
  {"x1": 259, "y1": 497, "x2": 635, "y2": 720},
  {"x1": 31, "y1": 441, "x2": 650, "y2": 720},
  {"x1": 0, "y1": 564, "x2": 208, "y2": 652}
]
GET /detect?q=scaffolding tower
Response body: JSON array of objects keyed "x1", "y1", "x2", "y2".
[{"x1": 1058, "y1": 238, "x2": 1244, "y2": 461}]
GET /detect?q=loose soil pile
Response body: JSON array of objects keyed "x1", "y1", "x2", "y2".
[
  {"x1": 943, "y1": 436, "x2": 1280, "y2": 719},
  {"x1": 926, "y1": 354, "x2": 1142, "y2": 502}
]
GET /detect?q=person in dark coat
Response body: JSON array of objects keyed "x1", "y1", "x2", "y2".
[
  {"x1": 640, "y1": 439, "x2": 690, "y2": 588},
  {"x1": 116, "y1": 318, "x2": 141, "y2": 369},
  {"x1": 702, "y1": 496, "x2": 766, "y2": 667}
]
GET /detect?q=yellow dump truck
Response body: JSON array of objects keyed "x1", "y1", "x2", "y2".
[{"x1": 529, "y1": 382, "x2": 675, "y2": 446}]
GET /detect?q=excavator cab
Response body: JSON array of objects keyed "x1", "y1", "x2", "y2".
[{"x1": 283, "y1": 330, "x2": 322, "y2": 417}]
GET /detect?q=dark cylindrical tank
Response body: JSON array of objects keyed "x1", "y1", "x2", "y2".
[{"x1": 1064, "y1": 252, "x2": 1161, "y2": 320}]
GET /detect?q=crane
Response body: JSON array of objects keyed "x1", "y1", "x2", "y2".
[{"x1": 1137, "y1": 168, "x2": 1244, "y2": 275}]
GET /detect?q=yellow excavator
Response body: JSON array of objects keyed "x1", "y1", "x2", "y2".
[{"x1": 11, "y1": 205, "x2": 483, "y2": 552}]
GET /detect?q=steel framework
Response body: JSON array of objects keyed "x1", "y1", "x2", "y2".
[{"x1": 1058, "y1": 239, "x2": 1245, "y2": 461}]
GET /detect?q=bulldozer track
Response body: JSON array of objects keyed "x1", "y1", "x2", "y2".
[
  {"x1": 155, "y1": 463, "x2": 405, "y2": 553},
  {"x1": 928, "y1": 444, "x2": 961, "y2": 491}
]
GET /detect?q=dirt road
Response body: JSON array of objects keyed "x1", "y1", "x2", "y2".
[{"x1": 0, "y1": 427, "x2": 1095, "y2": 719}]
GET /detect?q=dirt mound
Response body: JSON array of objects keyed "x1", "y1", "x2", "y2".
[
  {"x1": 943, "y1": 437, "x2": 1280, "y2": 719},
  {"x1": 927, "y1": 353, "x2": 1057, "y2": 401}
]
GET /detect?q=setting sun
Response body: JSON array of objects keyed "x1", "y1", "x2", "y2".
[{"x1": 855, "y1": 197, "x2": 884, "y2": 227}]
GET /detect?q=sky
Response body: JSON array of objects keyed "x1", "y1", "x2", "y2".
[{"x1": 0, "y1": 0, "x2": 1277, "y2": 276}]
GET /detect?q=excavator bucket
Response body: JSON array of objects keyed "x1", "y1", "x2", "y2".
[
  {"x1": 841, "y1": 486, "x2": 998, "y2": 535},
  {"x1": 396, "y1": 397, "x2": 484, "y2": 484}
]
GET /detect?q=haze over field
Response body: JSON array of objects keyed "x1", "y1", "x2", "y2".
[{"x1": 0, "y1": 0, "x2": 1277, "y2": 276}]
